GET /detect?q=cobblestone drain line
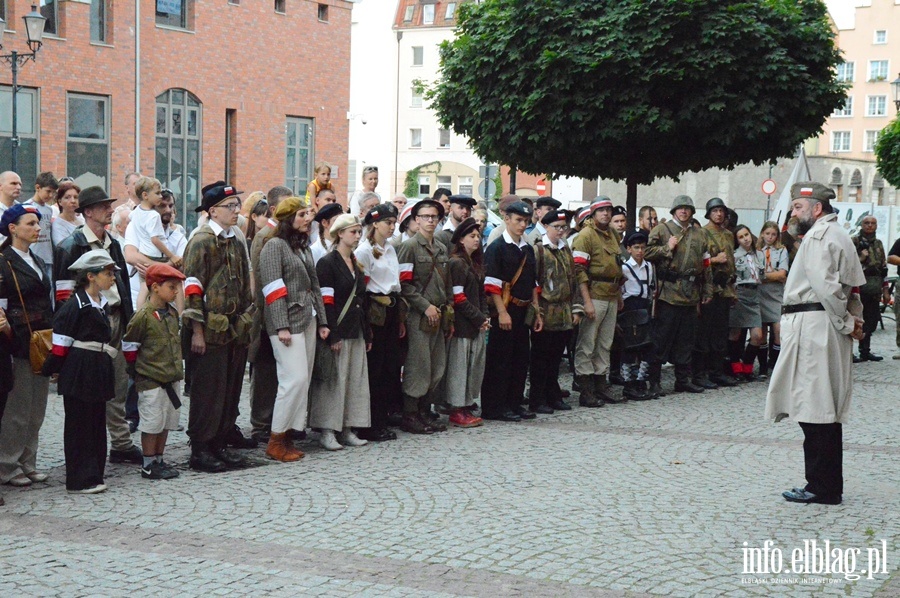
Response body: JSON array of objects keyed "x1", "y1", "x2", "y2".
[
  {"x1": 532, "y1": 421, "x2": 900, "y2": 455},
  {"x1": 0, "y1": 513, "x2": 646, "y2": 598}
]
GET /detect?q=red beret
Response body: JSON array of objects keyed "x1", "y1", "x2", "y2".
[{"x1": 145, "y1": 263, "x2": 186, "y2": 288}]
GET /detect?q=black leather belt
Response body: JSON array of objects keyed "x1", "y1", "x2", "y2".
[{"x1": 782, "y1": 302, "x2": 825, "y2": 314}]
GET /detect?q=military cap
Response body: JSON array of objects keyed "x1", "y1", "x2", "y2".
[
  {"x1": 505, "y1": 201, "x2": 532, "y2": 218},
  {"x1": 196, "y1": 184, "x2": 243, "y2": 213},
  {"x1": 68, "y1": 249, "x2": 119, "y2": 273},
  {"x1": 273, "y1": 196, "x2": 309, "y2": 221},
  {"x1": 624, "y1": 230, "x2": 649, "y2": 247},
  {"x1": 790, "y1": 182, "x2": 835, "y2": 204},
  {"x1": 536, "y1": 196, "x2": 562, "y2": 210},
  {"x1": 364, "y1": 202, "x2": 398, "y2": 226},
  {"x1": 704, "y1": 197, "x2": 727, "y2": 220},
  {"x1": 145, "y1": 263, "x2": 186, "y2": 288},
  {"x1": 670, "y1": 195, "x2": 695, "y2": 215},
  {"x1": 497, "y1": 194, "x2": 521, "y2": 213},
  {"x1": 541, "y1": 209, "x2": 569, "y2": 226},
  {"x1": 612, "y1": 205, "x2": 627, "y2": 218},
  {"x1": 450, "y1": 217, "x2": 481, "y2": 245},
  {"x1": 314, "y1": 202, "x2": 344, "y2": 223},
  {"x1": 448, "y1": 195, "x2": 477, "y2": 208},
  {"x1": 76, "y1": 186, "x2": 117, "y2": 213},
  {"x1": 0, "y1": 204, "x2": 40, "y2": 237}
]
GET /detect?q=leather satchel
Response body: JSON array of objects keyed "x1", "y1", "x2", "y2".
[
  {"x1": 4, "y1": 258, "x2": 52, "y2": 375},
  {"x1": 615, "y1": 308, "x2": 653, "y2": 351}
]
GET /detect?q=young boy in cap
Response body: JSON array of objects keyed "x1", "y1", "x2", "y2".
[
  {"x1": 481, "y1": 201, "x2": 543, "y2": 421},
  {"x1": 435, "y1": 195, "x2": 477, "y2": 249},
  {"x1": 123, "y1": 263, "x2": 186, "y2": 480},
  {"x1": 529, "y1": 209, "x2": 581, "y2": 413},
  {"x1": 619, "y1": 231, "x2": 654, "y2": 400}
]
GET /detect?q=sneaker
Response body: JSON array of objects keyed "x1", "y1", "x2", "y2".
[
  {"x1": 157, "y1": 460, "x2": 180, "y2": 480},
  {"x1": 68, "y1": 484, "x2": 108, "y2": 494},
  {"x1": 141, "y1": 462, "x2": 165, "y2": 480},
  {"x1": 319, "y1": 430, "x2": 344, "y2": 451}
]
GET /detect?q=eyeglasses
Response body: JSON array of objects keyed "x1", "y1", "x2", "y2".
[
  {"x1": 416, "y1": 214, "x2": 440, "y2": 221},
  {"x1": 549, "y1": 224, "x2": 569, "y2": 231},
  {"x1": 216, "y1": 202, "x2": 242, "y2": 211}
]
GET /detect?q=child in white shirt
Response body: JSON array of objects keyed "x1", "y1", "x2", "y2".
[{"x1": 130, "y1": 177, "x2": 182, "y2": 307}]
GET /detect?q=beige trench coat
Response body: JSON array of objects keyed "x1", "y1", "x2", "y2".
[{"x1": 765, "y1": 213, "x2": 865, "y2": 424}]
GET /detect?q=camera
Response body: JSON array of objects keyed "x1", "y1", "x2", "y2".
[{"x1": 857, "y1": 238, "x2": 870, "y2": 253}]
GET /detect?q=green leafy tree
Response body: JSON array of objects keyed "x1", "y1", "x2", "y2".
[
  {"x1": 429, "y1": 0, "x2": 846, "y2": 228},
  {"x1": 875, "y1": 118, "x2": 900, "y2": 189}
]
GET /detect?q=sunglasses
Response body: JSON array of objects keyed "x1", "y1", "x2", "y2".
[{"x1": 363, "y1": 166, "x2": 379, "y2": 174}]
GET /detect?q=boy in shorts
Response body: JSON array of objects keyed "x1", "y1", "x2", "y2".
[{"x1": 123, "y1": 263, "x2": 186, "y2": 479}]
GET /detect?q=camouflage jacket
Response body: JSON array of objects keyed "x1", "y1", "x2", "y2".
[
  {"x1": 645, "y1": 220, "x2": 712, "y2": 306},
  {"x1": 703, "y1": 223, "x2": 736, "y2": 299}
]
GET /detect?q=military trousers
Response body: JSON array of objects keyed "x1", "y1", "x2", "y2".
[
  {"x1": 187, "y1": 341, "x2": 248, "y2": 447},
  {"x1": 574, "y1": 298, "x2": 617, "y2": 376},
  {"x1": 529, "y1": 329, "x2": 571, "y2": 408},
  {"x1": 694, "y1": 295, "x2": 731, "y2": 374},
  {"x1": 650, "y1": 301, "x2": 698, "y2": 367},
  {"x1": 249, "y1": 333, "x2": 278, "y2": 435},
  {"x1": 481, "y1": 305, "x2": 530, "y2": 417},
  {"x1": 402, "y1": 311, "x2": 446, "y2": 401},
  {"x1": 799, "y1": 422, "x2": 843, "y2": 499}
]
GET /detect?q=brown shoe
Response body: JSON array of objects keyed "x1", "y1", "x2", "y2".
[
  {"x1": 400, "y1": 413, "x2": 434, "y2": 435},
  {"x1": 266, "y1": 433, "x2": 302, "y2": 462}
]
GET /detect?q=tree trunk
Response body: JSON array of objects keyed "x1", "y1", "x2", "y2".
[
  {"x1": 626, "y1": 177, "x2": 638, "y2": 232},
  {"x1": 509, "y1": 166, "x2": 517, "y2": 194}
]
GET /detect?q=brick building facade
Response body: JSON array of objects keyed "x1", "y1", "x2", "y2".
[{"x1": 1, "y1": 0, "x2": 351, "y2": 228}]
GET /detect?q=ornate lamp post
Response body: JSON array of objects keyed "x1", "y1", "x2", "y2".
[
  {"x1": 0, "y1": 5, "x2": 47, "y2": 172},
  {"x1": 891, "y1": 73, "x2": 900, "y2": 112}
]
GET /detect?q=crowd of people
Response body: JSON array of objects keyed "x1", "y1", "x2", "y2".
[{"x1": 0, "y1": 167, "x2": 896, "y2": 505}]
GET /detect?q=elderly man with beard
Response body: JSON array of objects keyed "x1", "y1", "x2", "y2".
[{"x1": 766, "y1": 182, "x2": 865, "y2": 506}]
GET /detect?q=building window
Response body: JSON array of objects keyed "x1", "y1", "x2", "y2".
[
  {"x1": 0, "y1": 86, "x2": 39, "y2": 192},
  {"x1": 156, "y1": 0, "x2": 193, "y2": 29},
  {"x1": 874, "y1": 30, "x2": 887, "y2": 44},
  {"x1": 155, "y1": 89, "x2": 202, "y2": 230},
  {"x1": 274, "y1": 0, "x2": 285, "y2": 13},
  {"x1": 418, "y1": 175, "x2": 430, "y2": 197},
  {"x1": 438, "y1": 128, "x2": 450, "y2": 148},
  {"x1": 285, "y1": 117, "x2": 315, "y2": 197},
  {"x1": 67, "y1": 94, "x2": 110, "y2": 192},
  {"x1": 436, "y1": 176, "x2": 451, "y2": 191},
  {"x1": 445, "y1": 2, "x2": 456, "y2": 19},
  {"x1": 832, "y1": 97, "x2": 852, "y2": 117},
  {"x1": 411, "y1": 87, "x2": 423, "y2": 108},
  {"x1": 403, "y1": 5, "x2": 414, "y2": 22},
  {"x1": 410, "y1": 128, "x2": 422, "y2": 148},
  {"x1": 868, "y1": 60, "x2": 889, "y2": 81},
  {"x1": 40, "y1": 0, "x2": 58, "y2": 35},
  {"x1": 864, "y1": 130, "x2": 880, "y2": 153},
  {"x1": 412, "y1": 46, "x2": 424, "y2": 66},
  {"x1": 317, "y1": 3, "x2": 328, "y2": 21},
  {"x1": 1, "y1": 1, "x2": 7, "y2": 21},
  {"x1": 866, "y1": 95, "x2": 886, "y2": 117},
  {"x1": 458, "y1": 176, "x2": 473, "y2": 196},
  {"x1": 422, "y1": 4, "x2": 434, "y2": 24},
  {"x1": 91, "y1": 0, "x2": 107, "y2": 43},
  {"x1": 836, "y1": 62, "x2": 854, "y2": 82},
  {"x1": 831, "y1": 131, "x2": 851, "y2": 153},
  {"x1": 228, "y1": 0, "x2": 239, "y2": 4}
]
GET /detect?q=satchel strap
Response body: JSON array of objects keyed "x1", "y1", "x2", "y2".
[
  {"x1": 1, "y1": 256, "x2": 35, "y2": 338},
  {"x1": 509, "y1": 254, "x2": 527, "y2": 290}
]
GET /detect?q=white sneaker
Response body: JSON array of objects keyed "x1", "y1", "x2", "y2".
[
  {"x1": 68, "y1": 483, "x2": 107, "y2": 495},
  {"x1": 340, "y1": 429, "x2": 368, "y2": 447},
  {"x1": 319, "y1": 430, "x2": 344, "y2": 451}
]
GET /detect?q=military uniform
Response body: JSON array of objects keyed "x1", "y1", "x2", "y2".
[
  {"x1": 248, "y1": 218, "x2": 278, "y2": 440},
  {"x1": 644, "y1": 196, "x2": 713, "y2": 395},
  {"x1": 851, "y1": 231, "x2": 886, "y2": 360},
  {"x1": 693, "y1": 200, "x2": 738, "y2": 388},
  {"x1": 571, "y1": 199, "x2": 623, "y2": 405}
]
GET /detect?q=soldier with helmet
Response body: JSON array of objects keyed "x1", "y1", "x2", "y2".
[
  {"x1": 644, "y1": 195, "x2": 713, "y2": 397},
  {"x1": 693, "y1": 197, "x2": 739, "y2": 388}
]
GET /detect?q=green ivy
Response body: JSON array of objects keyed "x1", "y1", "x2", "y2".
[{"x1": 404, "y1": 161, "x2": 443, "y2": 198}]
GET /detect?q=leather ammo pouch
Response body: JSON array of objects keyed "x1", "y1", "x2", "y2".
[
  {"x1": 231, "y1": 305, "x2": 257, "y2": 346},
  {"x1": 366, "y1": 294, "x2": 394, "y2": 327}
]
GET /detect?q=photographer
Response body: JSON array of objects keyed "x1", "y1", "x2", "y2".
[{"x1": 851, "y1": 216, "x2": 888, "y2": 362}]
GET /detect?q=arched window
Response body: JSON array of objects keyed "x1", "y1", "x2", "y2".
[{"x1": 155, "y1": 89, "x2": 201, "y2": 230}]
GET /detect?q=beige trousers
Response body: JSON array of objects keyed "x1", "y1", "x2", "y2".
[
  {"x1": 309, "y1": 336, "x2": 371, "y2": 432},
  {"x1": 574, "y1": 298, "x2": 617, "y2": 376},
  {"x1": 445, "y1": 332, "x2": 486, "y2": 407},
  {"x1": 269, "y1": 321, "x2": 317, "y2": 434},
  {"x1": 0, "y1": 359, "x2": 50, "y2": 482}
]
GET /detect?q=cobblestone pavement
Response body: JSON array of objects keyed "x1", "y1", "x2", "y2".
[{"x1": 1, "y1": 328, "x2": 898, "y2": 597}]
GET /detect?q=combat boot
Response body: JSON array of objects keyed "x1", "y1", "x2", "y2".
[
  {"x1": 646, "y1": 362, "x2": 666, "y2": 399},
  {"x1": 576, "y1": 375, "x2": 603, "y2": 408},
  {"x1": 623, "y1": 381, "x2": 651, "y2": 401},
  {"x1": 595, "y1": 375, "x2": 625, "y2": 404},
  {"x1": 673, "y1": 365, "x2": 705, "y2": 394}
]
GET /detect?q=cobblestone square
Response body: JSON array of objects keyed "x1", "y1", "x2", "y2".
[{"x1": 1, "y1": 330, "x2": 897, "y2": 597}]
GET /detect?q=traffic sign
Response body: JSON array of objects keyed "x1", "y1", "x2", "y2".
[
  {"x1": 479, "y1": 164, "x2": 499, "y2": 178},
  {"x1": 478, "y1": 179, "x2": 497, "y2": 200},
  {"x1": 761, "y1": 179, "x2": 777, "y2": 195},
  {"x1": 536, "y1": 179, "x2": 547, "y2": 196}
]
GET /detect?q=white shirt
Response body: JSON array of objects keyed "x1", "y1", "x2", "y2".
[
  {"x1": 502, "y1": 230, "x2": 528, "y2": 248},
  {"x1": 129, "y1": 205, "x2": 167, "y2": 258},
  {"x1": 11, "y1": 246, "x2": 42, "y2": 278},
  {"x1": 51, "y1": 215, "x2": 84, "y2": 246},
  {"x1": 540, "y1": 234, "x2": 567, "y2": 250},
  {"x1": 622, "y1": 256, "x2": 653, "y2": 300},
  {"x1": 311, "y1": 238, "x2": 332, "y2": 265},
  {"x1": 355, "y1": 238, "x2": 401, "y2": 295}
]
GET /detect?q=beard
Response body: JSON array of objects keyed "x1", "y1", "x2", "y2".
[{"x1": 796, "y1": 214, "x2": 815, "y2": 236}]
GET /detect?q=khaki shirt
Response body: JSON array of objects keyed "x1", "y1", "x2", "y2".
[
  {"x1": 645, "y1": 220, "x2": 713, "y2": 306},
  {"x1": 571, "y1": 221, "x2": 622, "y2": 301},
  {"x1": 397, "y1": 232, "x2": 452, "y2": 314},
  {"x1": 703, "y1": 223, "x2": 736, "y2": 299},
  {"x1": 123, "y1": 303, "x2": 183, "y2": 391}
]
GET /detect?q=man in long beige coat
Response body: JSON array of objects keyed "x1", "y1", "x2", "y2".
[{"x1": 765, "y1": 182, "x2": 865, "y2": 506}]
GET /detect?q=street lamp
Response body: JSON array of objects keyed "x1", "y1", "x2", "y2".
[
  {"x1": 892, "y1": 73, "x2": 900, "y2": 112},
  {"x1": 0, "y1": 5, "x2": 47, "y2": 173}
]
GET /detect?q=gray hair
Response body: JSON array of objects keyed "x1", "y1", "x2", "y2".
[
  {"x1": 112, "y1": 205, "x2": 132, "y2": 230},
  {"x1": 360, "y1": 192, "x2": 380, "y2": 205}
]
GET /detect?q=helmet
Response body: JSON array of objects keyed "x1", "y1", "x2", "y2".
[
  {"x1": 704, "y1": 197, "x2": 727, "y2": 220},
  {"x1": 670, "y1": 195, "x2": 695, "y2": 215}
]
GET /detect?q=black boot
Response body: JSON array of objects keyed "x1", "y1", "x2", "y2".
[
  {"x1": 189, "y1": 443, "x2": 228, "y2": 473},
  {"x1": 595, "y1": 375, "x2": 625, "y2": 403},
  {"x1": 646, "y1": 362, "x2": 666, "y2": 399},
  {"x1": 757, "y1": 344, "x2": 769, "y2": 378},
  {"x1": 623, "y1": 381, "x2": 651, "y2": 401},
  {"x1": 709, "y1": 351, "x2": 738, "y2": 386},
  {"x1": 673, "y1": 365, "x2": 704, "y2": 393},
  {"x1": 576, "y1": 374, "x2": 602, "y2": 408}
]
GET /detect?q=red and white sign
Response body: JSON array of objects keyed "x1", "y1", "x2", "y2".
[
  {"x1": 761, "y1": 179, "x2": 777, "y2": 195},
  {"x1": 536, "y1": 179, "x2": 547, "y2": 196}
]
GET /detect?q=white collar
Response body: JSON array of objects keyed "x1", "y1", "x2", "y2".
[
  {"x1": 541, "y1": 234, "x2": 566, "y2": 250},
  {"x1": 626, "y1": 256, "x2": 647, "y2": 269},
  {"x1": 502, "y1": 230, "x2": 527, "y2": 248},
  {"x1": 534, "y1": 222, "x2": 546, "y2": 235},
  {"x1": 208, "y1": 220, "x2": 235, "y2": 238},
  {"x1": 443, "y1": 218, "x2": 458, "y2": 232},
  {"x1": 79, "y1": 290, "x2": 108, "y2": 310}
]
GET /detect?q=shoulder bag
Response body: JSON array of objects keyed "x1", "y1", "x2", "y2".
[
  {"x1": 312, "y1": 286, "x2": 355, "y2": 382},
  {"x1": 3, "y1": 257, "x2": 52, "y2": 375}
]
